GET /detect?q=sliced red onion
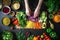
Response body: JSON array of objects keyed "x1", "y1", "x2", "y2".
[{"x1": 28, "y1": 16, "x2": 38, "y2": 21}]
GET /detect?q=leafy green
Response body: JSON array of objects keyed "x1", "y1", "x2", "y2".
[
  {"x1": 44, "y1": 0, "x2": 60, "y2": 13},
  {"x1": 16, "y1": 31, "x2": 26, "y2": 40},
  {"x1": 16, "y1": 11, "x2": 27, "y2": 27}
]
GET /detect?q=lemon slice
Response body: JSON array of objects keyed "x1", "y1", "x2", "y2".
[{"x1": 2, "y1": 17, "x2": 10, "y2": 26}]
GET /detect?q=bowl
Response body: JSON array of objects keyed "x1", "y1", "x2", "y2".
[{"x1": 2, "y1": 6, "x2": 11, "y2": 14}]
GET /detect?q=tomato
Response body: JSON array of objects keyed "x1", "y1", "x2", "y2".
[
  {"x1": 40, "y1": 38, "x2": 42, "y2": 40},
  {"x1": 13, "y1": 18, "x2": 19, "y2": 25},
  {"x1": 46, "y1": 38, "x2": 51, "y2": 40}
]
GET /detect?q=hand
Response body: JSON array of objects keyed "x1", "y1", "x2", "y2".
[
  {"x1": 24, "y1": 0, "x2": 31, "y2": 16},
  {"x1": 34, "y1": 0, "x2": 43, "y2": 18}
]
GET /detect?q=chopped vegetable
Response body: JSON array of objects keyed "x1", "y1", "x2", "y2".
[
  {"x1": 39, "y1": 11, "x2": 47, "y2": 22},
  {"x1": 13, "y1": 18, "x2": 19, "y2": 25},
  {"x1": 26, "y1": 21, "x2": 34, "y2": 28},
  {"x1": 33, "y1": 36, "x2": 39, "y2": 40},
  {"x1": 53, "y1": 15, "x2": 60, "y2": 23},
  {"x1": 40, "y1": 35, "x2": 44, "y2": 38},
  {"x1": 34, "y1": 22, "x2": 42, "y2": 29},
  {"x1": 49, "y1": 13, "x2": 54, "y2": 19},
  {"x1": 49, "y1": 32, "x2": 57, "y2": 38},
  {"x1": 49, "y1": 21, "x2": 54, "y2": 29},
  {"x1": 2, "y1": 31, "x2": 13, "y2": 40},
  {"x1": 46, "y1": 28, "x2": 52, "y2": 33},
  {"x1": 42, "y1": 22, "x2": 46, "y2": 29},
  {"x1": 44, "y1": 0, "x2": 60, "y2": 13},
  {"x1": 27, "y1": 35, "x2": 34, "y2": 40},
  {"x1": 16, "y1": 31, "x2": 26, "y2": 40},
  {"x1": 16, "y1": 11, "x2": 27, "y2": 27}
]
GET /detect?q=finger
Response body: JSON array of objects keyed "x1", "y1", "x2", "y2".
[{"x1": 34, "y1": 0, "x2": 43, "y2": 18}]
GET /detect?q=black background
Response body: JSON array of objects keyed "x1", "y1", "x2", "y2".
[{"x1": 0, "y1": 0, "x2": 60, "y2": 40}]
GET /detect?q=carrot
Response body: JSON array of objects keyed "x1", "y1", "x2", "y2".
[
  {"x1": 34, "y1": 22, "x2": 42, "y2": 29},
  {"x1": 33, "y1": 36, "x2": 39, "y2": 40}
]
